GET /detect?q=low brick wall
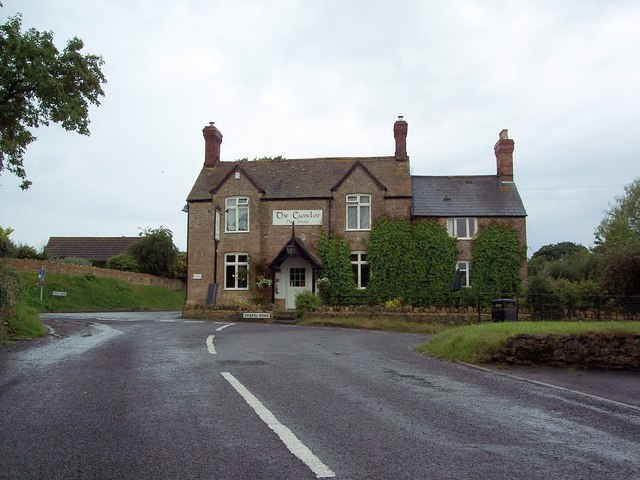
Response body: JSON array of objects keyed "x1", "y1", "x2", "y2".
[
  {"x1": 493, "y1": 333, "x2": 640, "y2": 370},
  {"x1": 182, "y1": 304, "x2": 484, "y2": 325},
  {"x1": 2, "y1": 258, "x2": 185, "y2": 291}
]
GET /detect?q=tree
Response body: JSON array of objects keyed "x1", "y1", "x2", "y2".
[
  {"x1": 128, "y1": 227, "x2": 179, "y2": 278},
  {"x1": 0, "y1": 14, "x2": 106, "y2": 189},
  {"x1": 528, "y1": 242, "x2": 592, "y2": 281},
  {"x1": 0, "y1": 226, "x2": 16, "y2": 257},
  {"x1": 594, "y1": 178, "x2": 640, "y2": 253},
  {"x1": 593, "y1": 179, "x2": 640, "y2": 297}
]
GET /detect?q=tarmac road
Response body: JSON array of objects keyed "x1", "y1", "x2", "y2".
[{"x1": 1, "y1": 312, "x2": 639, "y2": 479}]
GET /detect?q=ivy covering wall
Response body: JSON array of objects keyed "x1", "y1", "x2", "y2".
[
  {"x1": 471, "y1": 222, "x2": 525, "y2": 296},
  {"x1": 318, "y1": 232, "x2": 356, "y2": 304},
  {"x1": 367, "y1": 218, "x2": 457, "y2": 306}
]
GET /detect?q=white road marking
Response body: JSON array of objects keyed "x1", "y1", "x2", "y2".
[
  {"x1": 206, "y1": 335, "x2": 217, "y2": 354},
  {"x1": 157, "y1": 319, "x2": 176, "y2": 323},
  {"x1": 184, "y1": 320, "x2": 204, "y2": 323},
  {"x1": 458, "y1": 361, "x2": 640, "y2": 413},
  {"x1": 221, "y1": 372, "x2": 335, "y2": 478},
  {"x1": 216, "y1": 323, "x2": 236, "y2": 332}
]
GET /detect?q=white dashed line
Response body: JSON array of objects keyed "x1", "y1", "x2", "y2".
[
  {"x1": 221, "y1": 372, "x2": 335, "y2": 478},
  {"x1": 206, "y1": 335, "x2": 217, "y2": 354}
]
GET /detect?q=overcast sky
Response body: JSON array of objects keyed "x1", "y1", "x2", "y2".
[{"x1": 1, "y1": 0, "x2": 639, "y2": 256}]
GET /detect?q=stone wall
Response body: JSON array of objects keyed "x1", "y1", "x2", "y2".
[
  {"x1": 493, "y1": 333, "x2": 640, "y2": 370},
  {"x1": 2, "y1": 258, "x2": 185, "y2": 291}
]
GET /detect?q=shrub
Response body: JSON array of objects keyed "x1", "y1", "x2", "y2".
[
  {"x1": 106, "y1": 253, "x2": 140, "y2": 272},
  {"x1": 295, "y1": 290, "x2": 320, "y2": 318},
  {"x1": 0, "y1": 264, "x2": 21, "y2": 340},
  {"x1": 15, "y1": 243, "x2": 43, "y2": 259},
  {"x1": 526, "y1": 274, "x2": 563, "y2": 320}
]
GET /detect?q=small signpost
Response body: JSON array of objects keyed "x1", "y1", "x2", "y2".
[
  {"x1": 38, "y1": 266, "x2": 46, "y2": 302},
  {"x1": 242, "y1": 312, "x2": 271, "y2": 319}
]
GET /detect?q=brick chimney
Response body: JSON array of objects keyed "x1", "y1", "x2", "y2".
[
  {"x1": 394, "y1": 116, "x2": 408, "y2": 161},
  {"x1": 494, "y1": 128, "x2": 514, "y2": 182},
  {"x1": 203, "y1": 122, "x2": 223, "y2": 167}
]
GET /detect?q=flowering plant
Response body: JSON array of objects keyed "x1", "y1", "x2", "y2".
[
  {"x1": 256, "y1": 276, "x2": 272, "y2": 289},
  {"x1": 316, "y1": 277, "x2": 331, "y2": 290}
]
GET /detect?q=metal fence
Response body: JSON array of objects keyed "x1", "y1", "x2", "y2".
[{"x1": 438, "y1": 292, "x2": 640, "y2": 321}]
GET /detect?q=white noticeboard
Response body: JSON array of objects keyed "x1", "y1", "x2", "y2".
[{"x1": 272, "y1": 210, "x2": 323, "y2": 226}]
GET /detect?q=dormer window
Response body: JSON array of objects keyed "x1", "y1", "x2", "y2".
[
  {"x1": 226, "y1": 197, "x2": 249, "y2": 232},
  {"x1": 346, "y1": 194, "x2": 371, "y2": 231},
  {"x1": 447, "y1": 218, "x2": 477, "y2": 239}
]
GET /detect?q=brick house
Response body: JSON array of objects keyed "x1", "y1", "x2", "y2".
[
  {"x1": 411, "y1": 129, "x2": 527, "y2": 287},
  {"x1": 185, "y1": 118, "x2": 526, "y2": 309}
]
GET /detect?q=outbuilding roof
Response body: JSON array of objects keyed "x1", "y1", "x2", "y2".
[
  {"x1": 411, "y1": 175, "x2": 527, "y2": 217},
  {"x1": 45, "y1": 237, "x2": 139, "y2": 261},
  {"x1": 187, "y1": 156, "x2": 412, "y2": 202}
]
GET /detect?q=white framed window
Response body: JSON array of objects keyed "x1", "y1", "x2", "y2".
[
  {"x1": 456, "y1": 261, "x2": 472, "y2": 288},
  {"x1": 225, "y1": 197, "x2": 249, "y2": 232},
  {"x1": 350, "y1": 251, "x2": 370, "y2": 289},
  {"x1": 225, "y1": 253, "x2": 249, "y2": 290},
  {"x1": 447, "y1": 218, "x2": 477, "y2": 239},
  {"x1": 346, "y1": 194, "x2": 371, "y2": 230}
]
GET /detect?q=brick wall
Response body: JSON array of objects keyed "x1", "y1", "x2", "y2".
[{"x1": 2, "y1": 258, "x2": 185, "y2": 290}]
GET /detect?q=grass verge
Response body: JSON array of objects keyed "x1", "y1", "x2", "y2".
[
  {"x1": 297, "y1": 315, "x2": 448, "y2": 334},
  {"x1": 19, "y1": 271, "x2": 185, "y2": 313},
  {"x1": 416, "y1": 321, "x2": 640, "y2": 363}
]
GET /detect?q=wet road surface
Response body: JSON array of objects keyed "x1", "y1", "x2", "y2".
[{"x1": 1, "y1": 312, "x2": 639, "y2": 479}]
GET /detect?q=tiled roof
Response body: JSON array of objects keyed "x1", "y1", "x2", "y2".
[
  {"x1": 45, "y1": 237, "x2": 139, "y2": 261},
  {"x1": 187, "y1": 157, "x2": 413, "y2": 201},
  {"x1": 411, "y1": 176, "x2": 527, "y2": 217}
]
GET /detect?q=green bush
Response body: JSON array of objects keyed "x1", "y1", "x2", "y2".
[
  {"x1": 0, "y1": 264, "x2": 22, "y2": 341},
  {"x1": 15, "y1": 243, "x2": 43, "y2": 259},
  {"x1": 525, "y1": 274, "x2": 563, "y2": 320},
  {"x1": 295, "y1": 290, "x2": 320, "y2": 318},
  {"x1": 106, "y1": 253, "x2": 140, "y2": 272}
]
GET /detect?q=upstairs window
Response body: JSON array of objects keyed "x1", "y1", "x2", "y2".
[
  {"x1": 350, "y1": 252, "x2": 370, "y2": 289},
  {"x1": 226, "y1": 197, "x2": 249, "y2": 232},
  {"x1": 346, "y1": 194, "x2": 371, "y2": 230},
  {"x1": 447, "y1": 218, "x2": 477, "y2": 239},
  {"x1": 225, "y1": 253, "x2": 249, "y2": 290}
]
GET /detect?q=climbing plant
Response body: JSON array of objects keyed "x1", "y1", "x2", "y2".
[
  {"x1": 413, "y1": 220, "x2": 458, "y2": 305},
  {"x1": 471, "y1": 222, "x2": 525, "y2": 296},
  {"x1": 367, "y1": 217, "x2": 420, "y2": 304},
  {"x1": 318, "y1": 232, "x2": 356, "y2": 304}
]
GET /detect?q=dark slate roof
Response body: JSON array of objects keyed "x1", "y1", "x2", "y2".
[
  {"x1": 411, "y1": 176, "x2": 527, "y2": 217},
  {"x1": 187, "y1": 157, "x2": 412, "y2": 201},
  {"x1": 45, "y1": 237, "x2": 139, "y2": 261}
]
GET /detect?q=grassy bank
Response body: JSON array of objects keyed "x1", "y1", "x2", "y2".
[
  {"x1": 417, "y1": 321, "x2": 640, "y2": 363},
  {"x1": 1, "y1": 271, "x2": 185, "y2": 342},
  {"x1": 19, "y1": 271, "x2": 185, "y2": 313},
  {"x1": 298, "y1": 315, "x2": 448, "y2": 334}
]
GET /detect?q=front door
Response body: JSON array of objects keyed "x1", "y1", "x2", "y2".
[{"x1": 285, "y1": 266, "x2": 307, "y2": 310}]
